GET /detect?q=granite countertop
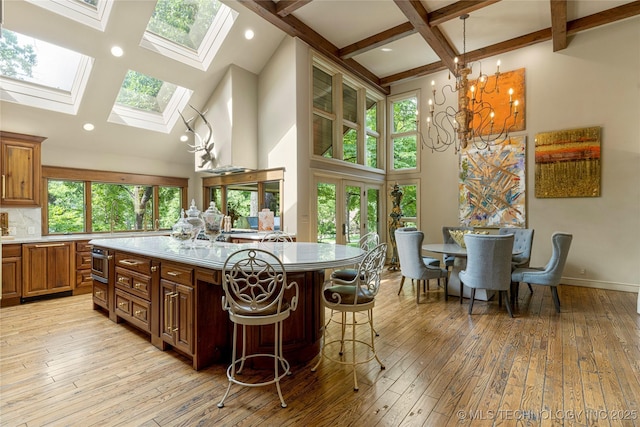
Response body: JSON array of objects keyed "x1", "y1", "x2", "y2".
[
  {"x1": 89, "y1": 235, "x2": 363, "y2": 272},
  {"x1": 1, "y1": 231, "x2": 169, "y2": 245}
]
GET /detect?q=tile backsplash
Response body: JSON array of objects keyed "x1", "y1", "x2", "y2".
[{"x1": 0, "y1": 207, "x2": 42, "y2": 238}]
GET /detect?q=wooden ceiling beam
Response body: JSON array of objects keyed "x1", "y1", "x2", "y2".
[
  {"x1": 275, "y1": 0, "x2": 312, "y2": 17},
  {"x1": 428, "y1": 0, "x2": 502, "y2": 26},
  {"x1": 393, "y1": 0, "x2": 459, "y2": 71},
  {"x1": 338, "y1": 22, "x2": 416, "y2": 59},
  {"x1": 550, "y1": 0, "x2": 568, "y2": 52},
  {"x1": 239, "y1": 0, "x2": 388, "y2": 93},
  {"x1": 567, "y1": 1, "x2": 640, "y2": 33}
]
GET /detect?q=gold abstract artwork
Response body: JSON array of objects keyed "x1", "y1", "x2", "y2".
[{"x1": 535, "y1": 126, "x2": 601, "y2": 198}]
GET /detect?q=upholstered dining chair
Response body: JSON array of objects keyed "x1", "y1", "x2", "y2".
[
  {"x1": 311, "y1": 243, "x2": 387, "y2": 391},
  {"x1": 442, "y1": 226, "x2": 473, "y2": 271},
  {"x1": 459, "y1": 233, "x2": 515, "y2": 317},
  {"x1": 217, "y1": 248, "x2": 299, "y2": 408},
  {"x1": 511, "y1": 232, "x2": 572, "y2": 313},
  {"x1": 499, "y1": 227, "x2": 535, "y2": 293},
  {"x1": 395, "y1": 228, "x2": 448, "y2": 303}
]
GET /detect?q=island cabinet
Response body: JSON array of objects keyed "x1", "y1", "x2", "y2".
[
  {"x1": 160, "y1": 262, "x2": 194, "y2": 356},
  {"x1": 1, "y1": 244, "x2": 22, "y2": 307},
  {"x1": 22, "y1": 241, "x2": 74, "y2": 298},
  {"x1": 0, "y1": 131, "x2": 45, "y2": 207},
  {"x1": 74, "y1": 240, "x2": 93, "y2": 295},
  {"x1": 113, "y1": 252, "x2": 159, "y2": 337}
]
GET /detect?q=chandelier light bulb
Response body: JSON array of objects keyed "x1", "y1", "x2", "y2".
[{"x1": 496, "y1": 60, "x2": 501, "y2": 72}]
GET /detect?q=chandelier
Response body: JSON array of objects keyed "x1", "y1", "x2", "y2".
[{"x1": 422, "y1": 14, "x2": 519, "y2": 153}]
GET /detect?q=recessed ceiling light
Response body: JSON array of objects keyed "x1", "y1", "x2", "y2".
[
  {"x1": 83, "y1": 123, "x2": 95, "y2": 131},
  {"x1": 180, "y1": 135, "x2": 189, "y2": 142},
  {"x1": 381, "y1": 48, "x2": 392, "y2": 52},
  {"x1": 244, "y1": 29, "x2": 255, "y2": 40},
  {"x1": 111, "y1": 46, "x2": 124, "y2": 57}
]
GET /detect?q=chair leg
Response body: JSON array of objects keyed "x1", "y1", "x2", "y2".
[
  {"x1": 397, "y1": 276, "x2": 406, "y2": 295},
  {"x1": 468, "y1": 288, "x2": 476, "y2": 314},
  {"x1": 460, "y1": 282, "x2": 464, "y2": 304},
  {"x1": 551, "y1": 286, "x2": 561, "y2": 313},
  {"x1": 503, "y1": 291, "x2": 514, "y2": 318},
  {"x1": 527, "y1": 283, "x2": 534, "y2": 293},
  {"x1": 274, "y1": 320, "x2": 287, "y2": 408},
  {"x1": 443, "y1": 276, "x2": 448, "y2": 301},
  {"x1": 339, "y1": 312, "x2": 346, "y2": 355},
  {"x1": 352, "y1": 312, "x2": 358, "y2": 391},
  {"x1": 218, "y1": 322, "x2": 239, "y2": 408}
]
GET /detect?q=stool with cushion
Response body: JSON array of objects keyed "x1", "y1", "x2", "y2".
[
  {"x1": 217, "y1": 248, "x2": 299, "y2": 408},
  {"x1": 311, "y1": 243, "x2": 387, "y2": 391},
  {"x1": 331, "y1": 231, "x2": 380, "y2": 282}
]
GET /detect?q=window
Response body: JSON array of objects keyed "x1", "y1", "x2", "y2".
[
  {"x1": 203, "y1": 168, "x2": 284, "y2": 230},
  {"x1": 389, "y1": 93, "x2": 419, "y2": 171},
  {"x1": 43, "y1": 167, "x2": 187, "y2": 235},
  {"x1": 397, "y1": 182, "x2": 418, "y2": 228},
  {"x1": 312, "y1": 59, "x2": 384, "y2": 170}
]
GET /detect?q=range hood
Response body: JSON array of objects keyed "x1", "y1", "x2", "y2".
[{"x1": 194, "y1": 65, "x2": 258, "y2": 174}]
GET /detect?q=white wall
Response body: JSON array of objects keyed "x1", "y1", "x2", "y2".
[{"x1": 391, "y1": 18, "x2": 640, "y2": 292}]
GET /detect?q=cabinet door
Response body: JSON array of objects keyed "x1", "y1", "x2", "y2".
[
  {"x1": 174, "y1": 283, "x2": 194, "y2": 354},
  {"x1": 0, "y1": 132, "x2": 44, "y2": 207},
  {"x1": 22, "y1": 242, "x2": 73, "y2": 297},
  {"x1": 2, "y1": 257, "x2": 22, "y2": 303},
  {"x1": 160, "y1": 280, "x2": 175, "y2": 342}
]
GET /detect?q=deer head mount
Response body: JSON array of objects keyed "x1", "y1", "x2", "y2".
[{"x1": 179, "y1": 104, "x2": 215, "y2": 168}]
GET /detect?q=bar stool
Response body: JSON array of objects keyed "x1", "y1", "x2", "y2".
[
  {"x1": 217, "y1": 248, "x2": 299, "y2": 408},
  {"x1": 311, "y1": 243, "x2": 387, "y2": 391}
]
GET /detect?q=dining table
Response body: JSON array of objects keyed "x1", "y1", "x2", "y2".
[{"x1": 422, "y1": 242, "x2": 522, "y2": 301}]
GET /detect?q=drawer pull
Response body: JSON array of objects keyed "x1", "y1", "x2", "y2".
[
  {"x1": 35, "y1": 243, "x2": 66, "y2": 248},
  {"x1": 151, "y1": 266, "x2": 158, "y2": 272},
  {"x1": 135, "y1": 310, "x2": 142, "y2": 316},
  {"x1": 167, "y1": 271, "x2": 180, "y2": 277},
  {"x1": 119, "y1": 259, "x2": 141, "y2": 266},
  {"x1": 134, "y1": 283, "x2": 141, "y2": 289},
  {"x1": 118, "y1": 302, "x2": 126, "y2": 308},
  {"x1": 118, "y1": 277, "x2": 125, "y2": 283}
]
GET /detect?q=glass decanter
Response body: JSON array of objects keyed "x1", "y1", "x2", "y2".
[{"x1": 202, "y1": 201, "x2": 224, "y2": 246}]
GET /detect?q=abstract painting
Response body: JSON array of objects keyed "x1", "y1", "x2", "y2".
[
  {"x1": 459, "y1": 136, "x2": 526, "y2": 227},
  {"x1": 469, "y1": 68, "x2": 526, "y2": 136},
  {"x1": 534, "y1": 126, "x2": 601, "y2": 198}
]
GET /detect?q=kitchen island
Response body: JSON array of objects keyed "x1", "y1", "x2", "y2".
[{"x1": 89, "y1": 235, "x2": 364, "y2": 370}]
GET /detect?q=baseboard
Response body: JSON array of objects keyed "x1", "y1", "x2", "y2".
[{"x1": 561, "y1": 276, "x2": 640, "y2": 294}]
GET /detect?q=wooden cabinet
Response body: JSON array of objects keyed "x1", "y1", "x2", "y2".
[
  {"x1": 160, "y1": 262, "x2": 194, "y2": 356},
  {"x1": 74, "y1": 240, "x2": 93, "y2": 295},
  {"x1": 0, "y1": 131, "x2": 45, "y2": 207},
  {"x1": 113, "y1": 252, "x2": 159, "y2": 336},
  {"x1": 22, "y1": 242, "x2": 73, "y2": 298},
  {"x1": 2, "y1": 244, "x2": 22, "y2": 306}
]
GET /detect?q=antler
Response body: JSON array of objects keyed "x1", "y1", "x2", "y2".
[{"x1": 180, "y1": 105, "x2": 215, "y2": 163}]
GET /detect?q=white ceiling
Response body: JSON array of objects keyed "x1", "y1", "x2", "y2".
[{"x1": 1, "y1": 0, "x2": 636, "y2": 167}]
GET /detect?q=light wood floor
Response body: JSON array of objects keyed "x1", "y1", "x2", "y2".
[{"x1": 1, "y1": 271, "x2": 639, "y2": 427}]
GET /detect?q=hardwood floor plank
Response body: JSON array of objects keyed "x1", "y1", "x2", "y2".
[{"x1": 1, "y1": 272, "x2": 639, "y2": 427}]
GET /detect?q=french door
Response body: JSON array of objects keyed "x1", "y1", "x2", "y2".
[{"x1": 314, "y1": 176, "x2": 382, "y2": 246}]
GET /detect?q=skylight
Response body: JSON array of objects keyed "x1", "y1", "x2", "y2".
[
  {"x1": 140, "y1": 0, "x2": 237, "y2": 71},
  {"x1": 0, "y1": 29, "x2": 93, "y2": 115},
  {"x1": 108, "y1": 70, "x2": 192, "y2": 134},
  {"x1": 25, "y1": 0, "x2": 113, "y2": 32}
]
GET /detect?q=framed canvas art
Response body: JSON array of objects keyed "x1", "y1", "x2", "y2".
[
  {"x1": 459, "y1": 136, "x2": 526, "y2": 227},
  {"x1": 534, "y1": 126, "x2": 601, "y2": 198}
]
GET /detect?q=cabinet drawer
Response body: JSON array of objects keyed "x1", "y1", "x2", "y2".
[
  {"x1": 115, "y1": 253, "x2": 152, "y2": 275},
  {"x1": 161, "y1": 263, "x2": 193, "y2": 286},
  {"x1": 115, "y1": 289, "x2": 151, "y2": 332},
  {"x1": 76, "y1": 252, "x2": 92, "y2": 269},
  {"x1": 2, "y1": 244, "x2": 22, "y2": 258},
  {"x1": 76, "y1": 269, "x2": 92, "y2": 288},
  {"x1": 115, "y1": 267, "x2": 151, "y2": 300},
  {"x1": 93, "y1": 282, "x2": 108, "y2": 308},
  {"x1": 76, "y1": 241, "x2": 92, "y2": 252}
]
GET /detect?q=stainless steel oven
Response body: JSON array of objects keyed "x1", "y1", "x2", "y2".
[{"x1": 91, "y1": 247, "x2": 112, "y2": 283}]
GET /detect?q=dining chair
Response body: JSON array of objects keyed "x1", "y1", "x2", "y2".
[
  {"x1": 499, "y1": 227, "x2": 535, "y2": 293},
  {"x1": 442, "y1": 226, "x2": 473, "y2": 271},
  {"x1": 395, "y1": 228, "x2": 448, "y2": 303},
  {"x1": 217, "y1": 248, "x2": 299, "y2": 408},
  {"x1": 311, "y1": 243, "x2": 387, "y2": 391},
  {"x1": 511, "y1": 232, "x2": 573, "y2": 313},
  {"x1": 459, "y1": 233, "x2": 515, "y2": 317},
  {"x1": 260, "y1": 230, "x2": 294, "y2": 243}
]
